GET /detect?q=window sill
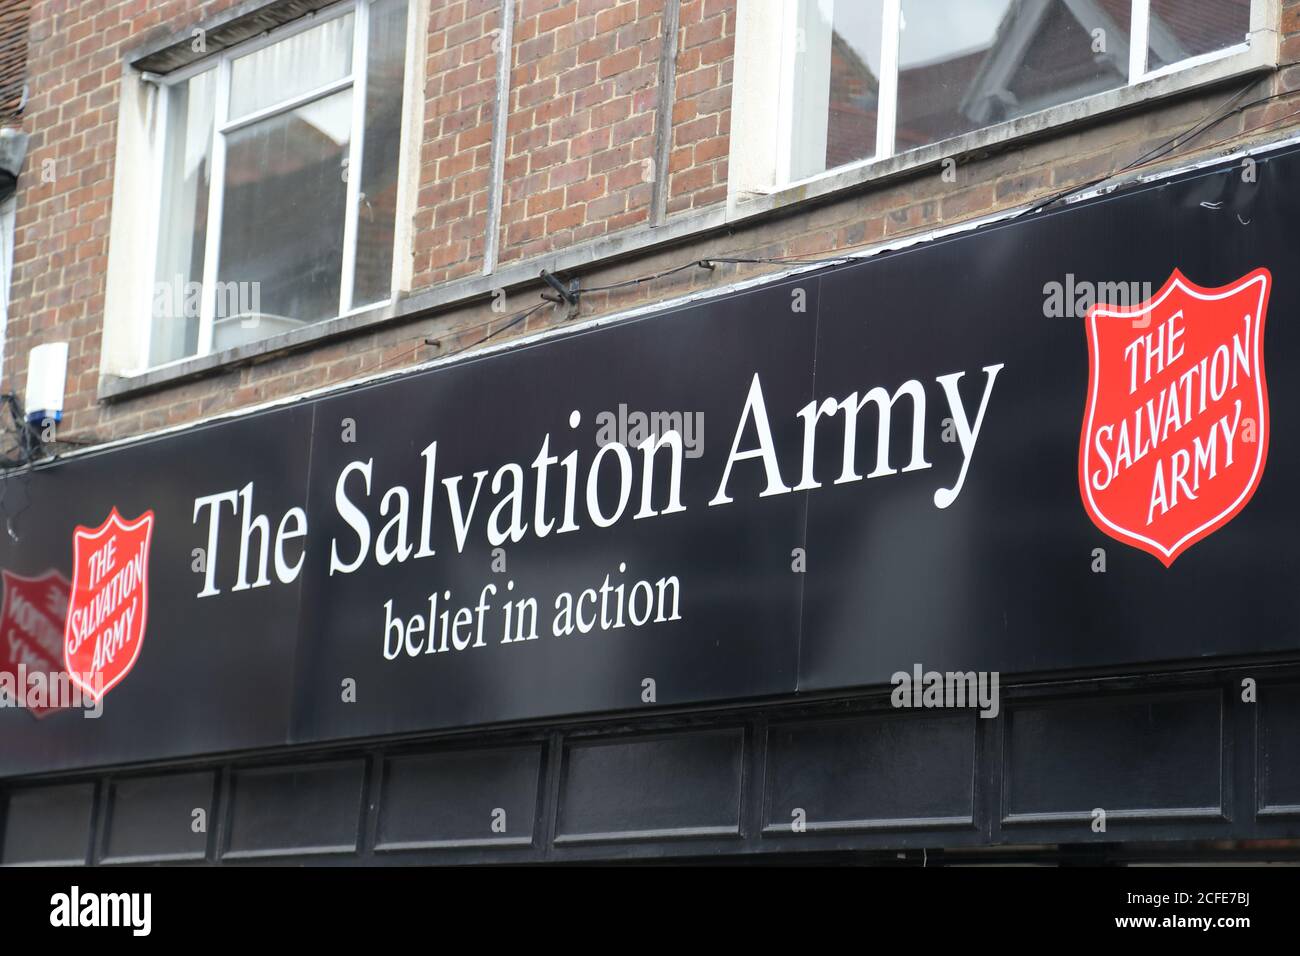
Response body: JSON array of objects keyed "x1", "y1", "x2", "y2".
[
  {"x1": 98, "y1": 206, "x2": 735, "y2": 403},
  {"x1": 99, "y1": 299, "x2": 404, "y2": 400},
  {"x1": 729, "y1": 37, "x2": 1277, "y2": 217}
]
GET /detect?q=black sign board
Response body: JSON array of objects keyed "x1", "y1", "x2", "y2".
[{"x1": 2, "y1": 144, "x2": 1298, "y2": 776}]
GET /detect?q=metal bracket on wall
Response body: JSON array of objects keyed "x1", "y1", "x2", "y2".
[{"x1": 540, "y1": 269, "x2": 581, "y2": 320}]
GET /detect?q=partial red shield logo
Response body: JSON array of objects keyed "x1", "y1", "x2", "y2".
[
  {"x1": 64, "y1": 509, "x2": 155, "y2": 700},
  {"x1": 1080, "y1": 268, "x2": 1270, "y2": 566},
  {"x1": 0, "y1": 569, "x2": 71, "y2": 718}
]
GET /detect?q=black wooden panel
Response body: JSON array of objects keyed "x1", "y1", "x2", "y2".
[
  {"x1": 1003, "y1": 690, "x2": 1224, "y2": 824},
  {"x1": 763, "y1": 712, "x2": 976, "y2": 833},
  {"x1": 2, "y1": 782, "x2": 94, "y2": 865},
  {"x1": 102, "y1": 771, "x2": 215, "y2": 863},
  {"x1": 3, "y1": 667, "x2": 1298, "y2": 865},
  {"x1": 556, "y1": 729, "x2": 744, "y2": 843},
  {"x1": 376, "y1": 745, "x2": 542, "y2": 851},
  {"x1": 224, "y1": 760, "x2": 364, "y2": 859},
  {"x1": 1258, "y1": 682, "x2": 1300, "y2": 817}
]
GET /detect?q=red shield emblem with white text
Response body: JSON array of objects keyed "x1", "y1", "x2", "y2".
[
  {"x1": 1079, "y1": 268, "x2": 1270, "y2": 566},
  {"x1": 64, "y1": 509, "x2": 155, "y2": 700},
  {"x1": 0, "y1": 569, "x2": 71, "y2": 718}
]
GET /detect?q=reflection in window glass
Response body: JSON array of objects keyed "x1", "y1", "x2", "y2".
[
  {"x1": 895, "y1": 0, "x2": 1131, "y2": 150},
  {"x1": 216, "y1": 90, "x2": 352, "y2": 351},
  {"x1": 825, "y1": 0, "x2": 883, "y2": 172},
  {"x1": 228, "y1": 12, "x2": 354, "y2": 120},
  {"x1": 352, "y1": 0, "x2": 409, "y2": 310},
  {"x1": 790, "y1": 0, "x2": 884, "y2": 179},
  {"x1": 1147, "y1": 0, "x2": 1250, "y2": 72},
  {"x1": 151, "y1": 70, "x2": 215, "y2": 366},
  {"x1": 821, "y1": 0, "x2": 883, "y2": 171}
]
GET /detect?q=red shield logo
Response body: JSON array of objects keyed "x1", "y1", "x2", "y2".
[
  {"x1": 0, "y1": 569, "x2": 71, "y2": 718},
  {"x1": 64, "y1": 509, "x2": 155, "y2": 700},
  {"x1": 1079, "y1": 268, "x2": 1270, "y2": 566}
]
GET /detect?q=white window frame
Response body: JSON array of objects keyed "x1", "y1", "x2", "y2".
[
  {"x1": 734, "y1": 0, "x2": 1278, "y2": 206},
  {"x1": 139, "y1": 0, "x2": 395, "y2": 373}
]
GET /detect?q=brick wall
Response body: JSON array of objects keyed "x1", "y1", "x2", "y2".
[
  {"x1": 4, "y1": 0, "x2": 1300, "y2": 446},
  {"x1": 498, "y1": 0, "x2": 664, "y2": 263},
  {"x1": 411, "y1": 0, "x2": 501, "y2": 287},
  {"x1": 666, "y1": 0, "x2": 731, "y2": 213}
]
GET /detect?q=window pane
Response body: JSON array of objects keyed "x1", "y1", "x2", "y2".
[
  {"x1": 895, "y1": 0, "x2": 1129, "y2": 152},
  {"x1": 791, "y1": 0, "x2": 884, "y2": 180},
  {"x1": 1147, "y1": 0, "x2": 1250, "y2": 72},
  {"x1": 825, "y1": 0, "x2": 884, "y2": 173},
  {"x1": 351, "y1": 0, "x2": 408, "y2": 310},
  {"x1": 150, "y1": 70, "x2": 215, "y2": 366},
  {"x1": 229, "y1": 12, "x2": 354, "y2": 120},
  {"x1": 215, "y1": 89, "x2": 352, "y2": 350}
]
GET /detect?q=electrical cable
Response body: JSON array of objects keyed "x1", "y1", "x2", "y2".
[
  {"x1": 441, "y1": 300, "x2": 552, "y2": 358},
  {"x1": 353, "y1": 298, "x2": 554, "y2": 379},
  {"x1": 1019, "y1": 77, "x2": 1288, "y2": 217},
  {"x1": 0, "y1": 394, "x2": 40, "y2": 540},
  {"x1": 579, "y1": 259, "x2": 710, "y2": 293}
]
